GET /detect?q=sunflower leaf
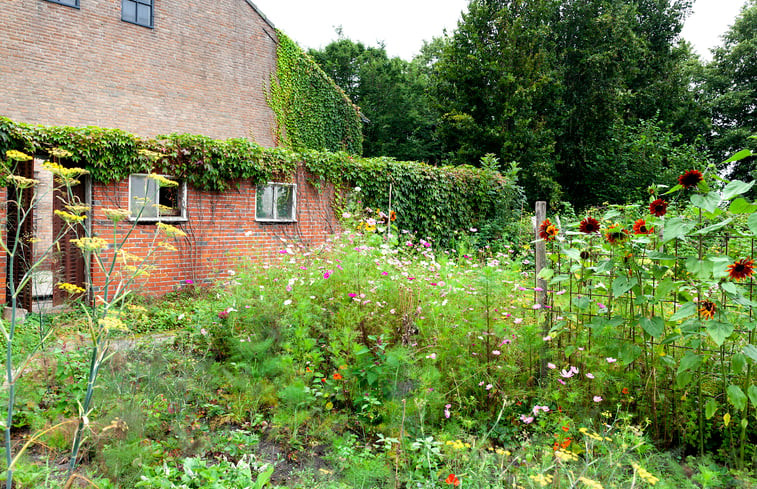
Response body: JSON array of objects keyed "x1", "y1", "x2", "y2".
[
  {"x1": 722, "y1": 149, "x2": 753, "y2": 164},
  {"x1": 690, "y1": 191, "x2": 720, "y2": 213},
  {"x1": 695, "y1": 218, "x2": 733, "y2": 235},
  {"x1": 706, "y1": 321, "x2": 734, "y2": 347},
  {"x1": 722, "y1": 180, "x2": 755, "y2": 200},
  {"x1": 639, "y1": 316, "x2": 664, "y2": 338},
  {"x1": 670, "y1": 302, "x2": 697, "y2": 321},
  {"x1": 747, "y1": 213, "x2": 757, "y2": 236},
  {"x1": 727, "y1": 385, "x2": 747, "y2": 411},
  {"x1": 728, "y1": 198, "x2": 757, "y2": 214},
  {"x1": 662, "y1": 217, "x2": 697, "y2": 243}
]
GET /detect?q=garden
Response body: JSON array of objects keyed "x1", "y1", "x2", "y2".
[{"x1": 0, "y1": 146, "x2": 756, "y2": 488}]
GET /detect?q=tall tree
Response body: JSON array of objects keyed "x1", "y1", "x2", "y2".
[
  {"x1": 702, "y1": 0, "x2": 757, "y2": 180},
  {"x1": 308, "y1": 38, "x2": 440, "y2": 162}
]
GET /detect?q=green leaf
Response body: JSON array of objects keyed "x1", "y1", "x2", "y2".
[
  {"x1": 690, "y1": 191, "x2": 721, "y2": 213},
  {"x1": 612, "y1": 276, "x2": 634, "y2": 297},
  {"x1": 727, "y1": 385, "x2": 747, "y2": 411},
  {"x1": 747, "y1": 213, "x2": 757, "y2": 236},
  {"x1": 722, "y1": 180, "x2": 755, "y2": 200},
  {"x1": 722, "y1": 149, "x2": 753, "y2": 164},
  {"x1": 748, "y1": 385, "x2": 757, "y2": 409},
  {"x1": 684, "y1": 257, "x2": 713, "y2": 280},
  {"x1": 677, "y1": 352, "x2": 702, "y2": 375},
  {"x1": 694, "y1": 218, "x2": 733, "y2": 235},
  {"x1": 705, "y1": 399, "x2": 718, "y2": 419},
  {"x1": 662, "y1": 217, "x2": 697, "y2": 243},
  {"x1": 670, "y1": 302, "x2": 697, "y2": 321},
  {"x1": 706, "y1": 321, "x2": 734, "y2": 347},
  {"x1": 732, "y1": 353, "x2": 746, "y2": 375},
  {"x1": 561, "y1": 247, "x2": 582, "y2": 262},
  {"x1": 572, "y1": 296, "x2": 590, "y2": 310},
  {"x1": 639, "y1": 316, "x2": 664, "y2": 338},
  {"x1": 654, "y1": 278, "x2": 676, "y2": 300},
  {"x1": 537, "y1": 267, "x2": 554, "y2": 280},
  {"x1": 743, "y1": 344, "x2": 757, "y2": 363},
  {"x1": 728, "y1": 198, "x2": 757, "y2": 214},
  {"x1": 676, "y1": 370, "x2": 694, "y2": 388}
]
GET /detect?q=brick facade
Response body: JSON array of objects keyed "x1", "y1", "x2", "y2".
[
  {"x1": 0, "y1": 0, "x2": 279, "y2": 143},
  {"x1": 0, "y1": 1, "x2": 344, "y2": 303},
  {"x1": 89, "y1": 167, "x2": 338, "y2": 296}
]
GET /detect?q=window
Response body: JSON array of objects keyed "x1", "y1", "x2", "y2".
[
  {"x1": 45, "y1": 0, "x2": 80, "y2": 7},
  {"x1": 129, "y1": 174, "x2": 186, "y2": 221},
  {"x1": 256, "y1": 183, "x2": 297, "y2": 222},
  {"x1": 122, "y1": 0, "x2": 153, "y2": 28}
]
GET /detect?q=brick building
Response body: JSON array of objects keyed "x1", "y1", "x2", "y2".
[{"x1": 0, "y1": 0, "x2": 342, "y2": 307}]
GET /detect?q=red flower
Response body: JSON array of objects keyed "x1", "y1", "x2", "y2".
[
  {"x1": 561, "y1": 425, "x2": 570, "y2": 432},
  {"x1": 539, "y1": 219, "x2": 559, "y2": 241},
  {"x1": 727, "y1": 258, "x2": 755, "y2": 281},
  {"x1": 445, "y1": 474, "x2": 461, "y2": 486},
  {"x1": 604, "y1": 224, "x2": 629, "y2": 245},
  {"x1": 579, "y1": 217, "x2": 601, "y2": 234},
  {"x1": 678, "y1": 169, "x2": 703, "y2": 190},
  {"x1": 332, "y1": 372, "x2": 343, "y2": 380},
  {"x1": 622, "y1": 387, "x2": 629, "y2": 395},
  {"x1": 698, "y1": 300, "x2": 716, "y2": 320},
  {"x1": 649, "y1": 198, "x2": 668, "y2": 217},
  {"x1": 632, "y1": 219, "x2": 654, "y2": 235}
]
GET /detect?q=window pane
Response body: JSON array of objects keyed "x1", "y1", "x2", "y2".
[
  {"x1": 158, "y1": 185, "x2": 181, "y2": 217},
  {"x1": 122, "y1": 0, "x2": 136, "y2": 23},
  {"x1": 275, "y1": 186, "x2": 294, "y2": 220},
  {"x1": 131, "y1": 176, "x2": 158, "y2": 218},
  {"x1": 136, "y1": 3, "x2": 152, "y2": 26},
  {"x1": 256, "y1": 185, "x2": 274, "y2": 219}
]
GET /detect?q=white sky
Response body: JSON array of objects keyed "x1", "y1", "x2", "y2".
[{"x1": 251, "y1": 0, "x2": 749, "y2": 61}]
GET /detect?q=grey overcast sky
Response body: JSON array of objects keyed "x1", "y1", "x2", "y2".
[{"x1": 252, "y1": 0, "x2": 748, "y2": 61}]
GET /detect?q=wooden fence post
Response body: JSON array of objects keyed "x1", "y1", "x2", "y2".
[{"x1": 534, "y1": 201, "x2": 548, "y2": 379}]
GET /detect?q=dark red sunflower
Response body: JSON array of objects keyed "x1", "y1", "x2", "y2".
[
  {"x1": 678, "y1": 169, "x2": 703, "y2": 190},
  {"x1": 698, "y1": 300, "x2": 716, "y2": 320},
  {"x1": 649, "y1": 198, "x2": 668, "y2": 217},
  {"x1": 632, "y1": 219, "x2": 654, "y2": 235},
  {"x1": 727, "y1": 258, "x2": 755, "y2": 281},
  {"x1": 539, "y1": 219, "x2": 559, "y2": 241},
  {"x1": 579, "y1": 216, "x2": 601, "y2": 234},
  {"x1": 604, "y1": 224, "x2": 629, "y2": 245}
]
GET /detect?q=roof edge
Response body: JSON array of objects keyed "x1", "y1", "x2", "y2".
[{"x1": 243, "y1": 0, "x2": 276, "y2": 31}]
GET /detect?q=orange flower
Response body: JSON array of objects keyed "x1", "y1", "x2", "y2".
[
  {"x1": 632, "y1": 219, "x2": 654, "y2": 235},
  {"x1": 539, "y1": 219, "x2": 559, "y2": 241},
  {"x1": 445, "y1": 474, "x2": 461, "y2": 486},
  {"x1": 622, "y1": 387, "x2": 629, "y2": 395},
  {"x1": 332, "y1": 372, "x2": 343, "y2": 380},
  {"x1": 727, "y1": 258, "x2": 755, "y2": 281},
  {"x1": 698, "y1": 300, "x2": 716, "y2": 320},
  {"x1": 605, "y1": 224, "x2": 629, "y2": 245},
  {"x1": 649, "y1": 198, "x2": 668, "y2": 217},
  {"x1": 561, "y1": 425, "x2": 570, "y2": 432}
]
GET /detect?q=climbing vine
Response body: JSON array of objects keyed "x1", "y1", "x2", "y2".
[
  {"x1": 268, "y1": 31, "x2": 363, "y2": 155},
  {"x1": 0, "y1": 117, "x2": 523, "y2": 244}
]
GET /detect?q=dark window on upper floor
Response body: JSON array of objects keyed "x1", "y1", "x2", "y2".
[
  {"x1": 44, "y1": 0, "x2": 80, "y2": 8},
  {"x1": 122, "y1": 0, "x2": 153, "y2": 28}
]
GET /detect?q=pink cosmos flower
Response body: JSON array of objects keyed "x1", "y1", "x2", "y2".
[
  {"x1": 586, "y1": 373, "x2": 595, "y2": 379},
  {"x1": 547, "y1": 363, "x2": 556, "y2": 369},
  {"x1": 593, "y1": 396, "x2": 603, "y2": 403},
  {"x1": 492, "y1": 350, "x2": 501, "y2": 356},
  {"x1": 520, "y1": 415, "x2": 534, "y2": 424},
  {"x1": 606, "y1": 357, "x2": 617, "y2": 363}
]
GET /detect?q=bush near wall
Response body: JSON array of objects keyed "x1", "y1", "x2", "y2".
[{"x1": 0, "y1": 117, "x2": 523, "y2": 246}]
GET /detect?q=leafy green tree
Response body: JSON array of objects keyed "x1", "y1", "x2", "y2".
[
  {"x1": 701, "y1": 0, "x2": 757, "y2": 180},
  {"x1": 308, "y1": 38, "x2": 440, "y2": 162}
]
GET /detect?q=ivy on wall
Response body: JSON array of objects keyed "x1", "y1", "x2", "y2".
[
  {"x1": 0, "y1": 117, "x2": 523, "y2": 245},
  {"x1": 268, "y1": 31, "x2": 363, "y2": 155}
]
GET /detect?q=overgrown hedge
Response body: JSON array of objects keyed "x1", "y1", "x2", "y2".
[
  {"x1": 268, "y1": 31, "x2": 363, "y2": 155},
  {"x1": 0, "y1": 117, "x2": 523, "y2": 246}
]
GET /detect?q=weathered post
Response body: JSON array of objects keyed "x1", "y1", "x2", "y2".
[{"x1": 534, "y1": 201, "x2": 548, "y2": 379}]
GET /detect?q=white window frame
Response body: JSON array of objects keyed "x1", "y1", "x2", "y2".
[
  {"x1": 128, "y1": 174, "x2": 187, "y2": 222},
  {"x1": 255, "y1": 182, "x2": 297, "y2": 223}
]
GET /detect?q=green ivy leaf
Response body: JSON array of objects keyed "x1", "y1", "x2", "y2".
[
  {"x1": 727, "y1": 385, "x2": 747, "y2": 411},
  {"x1": 639, "y1": 316, "x2": 664, "y2": 338},
  {"x1": 706, "y1": 321, "x2": 734, "y2": 347}
]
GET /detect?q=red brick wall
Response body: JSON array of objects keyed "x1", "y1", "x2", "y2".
[
  {"x1": 89, "y1": 166, "x2": 338, "y2": 296},
  {"x1": 0, "y1": 0, "x2": 279, "y2": 144}
]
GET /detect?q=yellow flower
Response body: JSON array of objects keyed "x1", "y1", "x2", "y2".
[
  {"x1": 156, "y1": 222, "x2": 187, "y2": 238},
  {"x1": 555, "y1": 450, "x2": 579, "y2": 463},
  {"x1": 71, "y1": 237, "x2": 109, "y2": 252},
  {"x1": 7, "y1": 175, "x2": 39, "y2": 188},
  {"x1": 578, "y1": 477, "x2": 604, "y2": 489},
  {"x1": 48, "y1": 147, "x2": 73, "y2": 159},
  {"x1": 6, "y1": 150, "x2": 32, "y2": 162},
  {"x1": 579, "y1": 427, "x2": 604, "y2": 441},
  {"x1": 54, "y1": 210, "x2": 87, "y2": 223},
  {"x1": 65, "y1": 204, "x2": 91, "y2": 215},
  {"x1": 42, "y1": 162, "x2": 88, "y2": 185},
  {"x1": 158, "y1": 241, "x2": 178, "y2": 251},
  {"x1": 98, "y1": 315, "x2": 127, "y2": 332},
  {"x1": 529, "y1": 474, "x2": 554, "y2": 487},
  {"x1": 103, "y1": 208, "x2": 130, "y2": 223},
  {"x1": 138, "y1": 149, "x2": 163, "y2": 162},
  {"x1": 631, "y1": 463, "x2": 660, "y2": 485},
  {"x1": 147, "y1": 173, "x2": 178, "y2": 187},
  {"x1": 57, "y1": 282, "x2": 86, "y2": 295}
]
